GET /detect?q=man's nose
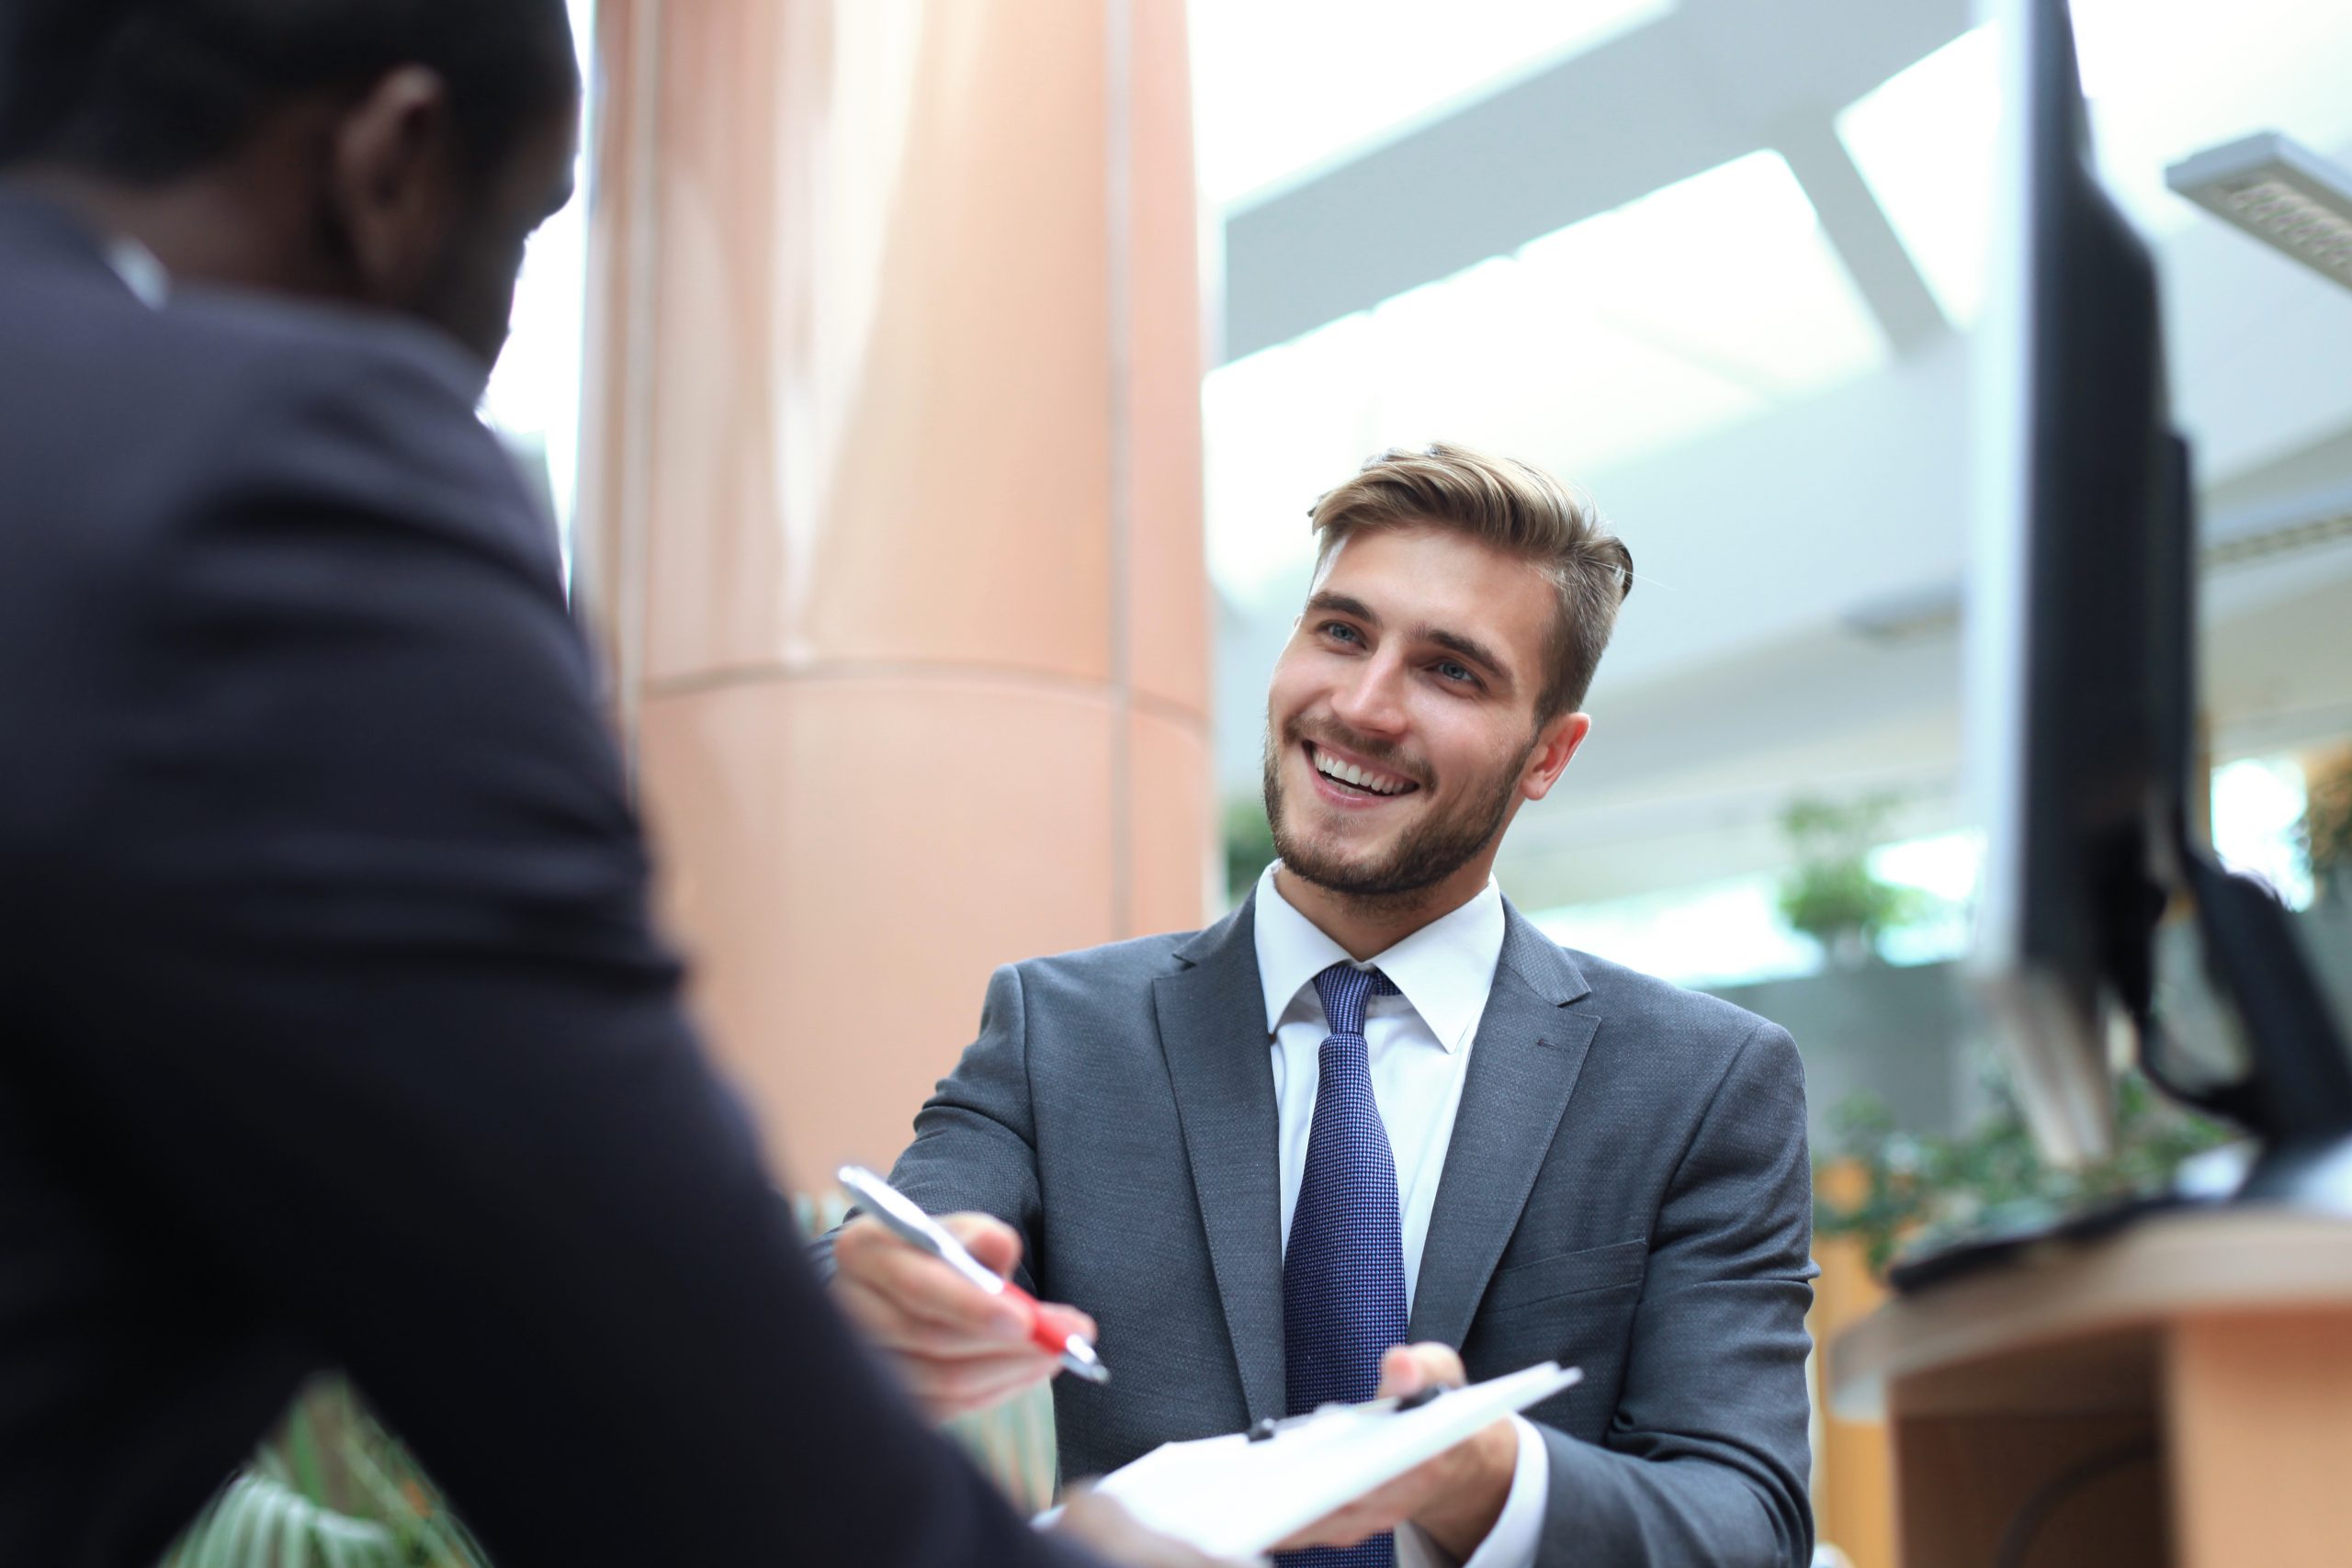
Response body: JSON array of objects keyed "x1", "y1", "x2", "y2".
[{"x1": 1329, "y1": 655, "x2": 1408, "y2": 737}]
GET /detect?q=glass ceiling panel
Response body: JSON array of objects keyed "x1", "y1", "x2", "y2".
[
  {"x1": 1516, "y1": 151, "x2": 1887, "y2": 400},
  {"x1": 1835, "y1": 26, "x2": 1998, "y2": 328},
  {"x1": 1188, "y1": 0, "x2": 1674, "y2": 211},
  {"x1": 1838, "y1": 3, "x2": 2352, "y2": 331},
  {"x1": 1202, "y1": 312, "x2": 1381, "y2": 607},
  {"x1": 1202, "y1": 151, "x2": 1888, "y2": 605},
  {"x1": 1368, "y1": 252, "x2": 1775, "y2": 483}
]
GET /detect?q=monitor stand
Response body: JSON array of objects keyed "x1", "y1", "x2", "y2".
[
  {"x1": 2178, "y1": 851, "x2": 2352, "y2": 1208},
  {"x1": 1891, "y1": 852, "x2": 2352, "y2": 1294}
]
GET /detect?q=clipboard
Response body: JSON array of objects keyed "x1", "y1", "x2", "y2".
[{"x1": 1042, "y1": 1361, "x2": 1582, "y2": 1558}]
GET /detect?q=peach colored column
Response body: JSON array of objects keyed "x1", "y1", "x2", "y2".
[{"x1": 576, "y1": 0, "x2": 1211, "y2": 1193}]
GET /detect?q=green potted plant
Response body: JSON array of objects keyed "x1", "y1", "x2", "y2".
[
  {"x1": 1815, "y1": 1066, "x2": 2238, "y2": 1279},
  {"x1": 162, "y1": 1377, "x2": 493, "y2": 1568},
  {"x1": 1775, "y1": 795, "x2": 1926, "y2": 968}
]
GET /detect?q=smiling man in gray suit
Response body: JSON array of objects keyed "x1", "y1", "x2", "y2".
[{"x1": 822, "y1": 445, "x2": 1816, "y2": 1568}]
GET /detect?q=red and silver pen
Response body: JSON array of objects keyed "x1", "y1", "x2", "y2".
[{"x1": 837, "y1": 1164, "x2": 1110, "y2": 1383}]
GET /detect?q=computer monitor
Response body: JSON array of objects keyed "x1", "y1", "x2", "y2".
[{"x1": 1968, "y1": 0, "x2": 2352, "y2": 1195}]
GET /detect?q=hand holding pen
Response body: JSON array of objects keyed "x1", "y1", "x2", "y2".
[{"x1": 831, "y1": 1165, "x2": 1108, "y2": 1422}]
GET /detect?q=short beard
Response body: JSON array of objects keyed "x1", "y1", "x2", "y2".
[{"x1": 1261, "y1": 716, "x2": 1525, "y2": 902}]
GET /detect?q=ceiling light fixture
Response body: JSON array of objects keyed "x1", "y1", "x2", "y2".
[{"x1": 2165, "y1": 132, "x2": 2352, "y2": 294}]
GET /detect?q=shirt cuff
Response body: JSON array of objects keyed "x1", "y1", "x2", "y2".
[{"x1": 1396, "y1": 1416, "x2": 1549, "y2": 1568}]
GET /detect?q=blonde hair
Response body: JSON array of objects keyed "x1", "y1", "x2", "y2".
[{"x1": 1308, "y1": 443, "x2": 1634, "y2": 718}]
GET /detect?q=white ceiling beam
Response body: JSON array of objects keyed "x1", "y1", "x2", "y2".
[
  {"x1": 1770, "y1": 115, "x2": 1949, "y2": 353},
  {"x1": 1219, "y1": 0, "x2": 1972, "y2": 363}
]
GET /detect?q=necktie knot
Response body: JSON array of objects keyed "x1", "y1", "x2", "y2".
[{"x1": 1311, "y1": 963, "x2": 1397, "y2": 1041}]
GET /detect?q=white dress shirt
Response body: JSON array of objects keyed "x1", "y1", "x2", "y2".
[{"x1": 1252, "y1": 863, "x2": 1548, "y2": 1568}]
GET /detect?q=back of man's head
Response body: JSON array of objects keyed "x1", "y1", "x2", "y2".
[
  {"x1": 0, "y1": 0, "x2": 576, "y2": 183},
  {"x1": 0, "y1": 0, "x2": 582, "y2": 364}
]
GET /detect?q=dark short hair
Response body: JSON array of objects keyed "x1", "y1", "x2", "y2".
[
  {"x1": 1309, "y1": 443, "x2": 1635, "y2": 721},
  {"x1": 0, "y1": 0, "x2": 578, "y2": 182}
]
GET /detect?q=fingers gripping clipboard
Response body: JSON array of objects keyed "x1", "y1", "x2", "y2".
[{"x1": 1039, "y1": 1362, "x2": 1582, "y2": 1558}]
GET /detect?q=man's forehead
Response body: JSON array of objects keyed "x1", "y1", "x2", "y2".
[{"x1": 1308, "y1": 525, "x2": 1551, "y2": 615}]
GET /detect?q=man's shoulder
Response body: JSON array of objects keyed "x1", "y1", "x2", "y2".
[
  {"x1": 0, "y1": 206, "x2": 511, "y2": 506},
  {"x1": 1523, "y1": 935, "x2": 1807, "y2": 1133},
  {"x1": 1009, "y1": 927, "x2": 1211, "y2": 994},
  {"x1": 165, "y1": 284, "x2": 489, "y2": 411},
  {"x1": 149, "y1": 289, "x2": 513, "y2": 503},
  {"x1": 0, "y1": 228, "x2": 482, "y2": 436},
  {"x1": 1532, "y1": 927, "x2": 1790, "y2": 1055},
  {"x1": 16, "y1": 273, "x2": 547, "y2": 589},
  {"x1": 989, "y1": 910, "x2": 1258, "y2": 1022}
]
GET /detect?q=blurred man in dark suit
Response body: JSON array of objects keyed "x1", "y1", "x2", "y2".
[{"x1": 0, "y1": 3, "x2": 1214, "y2": 1564}]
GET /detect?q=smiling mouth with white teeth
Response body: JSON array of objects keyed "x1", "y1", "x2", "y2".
[{"x1": 1306, "y1": 742, "x2": 1419, "y2": 799}]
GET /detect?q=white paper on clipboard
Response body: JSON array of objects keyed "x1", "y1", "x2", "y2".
[{"x1": 1047, "y1": 1361, "x2": 1582, "y2": 1559}]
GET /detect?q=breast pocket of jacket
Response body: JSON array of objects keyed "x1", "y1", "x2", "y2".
[{"x1": 1470, "y1": 1238, "x2": 1649, "y2": 1360}]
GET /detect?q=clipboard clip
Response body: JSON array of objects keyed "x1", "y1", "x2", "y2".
[{"x1": 1245, "y1": 1383, "x2": 1448, "y2": 1443}]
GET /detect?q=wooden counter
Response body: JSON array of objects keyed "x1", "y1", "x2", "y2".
[{"x1": 1827, "y1": 1209, "x2": 2352, "y2": 1567}]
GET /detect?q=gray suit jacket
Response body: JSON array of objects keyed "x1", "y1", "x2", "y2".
[{"x1": 818, "y1": 894, "x2": 1815, "y2": 1565}]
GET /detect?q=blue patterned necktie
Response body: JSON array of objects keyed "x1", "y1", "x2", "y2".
[{"x1": 1280, "y1": 963, "x2": 1408, "y2": 1568}]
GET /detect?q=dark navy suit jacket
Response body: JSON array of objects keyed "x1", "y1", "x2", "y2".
[{"x1": 0, "y1": 187, "x2": 1091, "y2": 1568}]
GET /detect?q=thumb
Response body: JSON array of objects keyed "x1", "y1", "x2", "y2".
[
  {"x1": 1376, "y1": 1345, "x2": 1427, "y2": 1398},
  {"x1": 1376, "y1": 1341, "x2": 1465, "y2": 1399}
]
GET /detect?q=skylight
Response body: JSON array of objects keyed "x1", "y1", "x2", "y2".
[
  {"x1": 1201, "y1": 151, "x2": 1889, "y2": 605},
  {"x1": 1516, "y1": 150, "x2": 1886, "y2": 402},
  {"x1": 1835, "y1": 26, "x2": 1999, "y2": 328},
  {"x1": 1201, "y1": 311, "x2": 1380, "y2": 609},
  {"x1": 1188, "y1": 0, "x2": 1675, "y2": 211}
]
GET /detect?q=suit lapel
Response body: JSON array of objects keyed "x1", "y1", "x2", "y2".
[
  {"x1": 1152, "y1": 897, "x2": 1288, "y2": 1424},
  {"x1": 1409, "y1": 901, "x2": 1599, "y2": 1348}
]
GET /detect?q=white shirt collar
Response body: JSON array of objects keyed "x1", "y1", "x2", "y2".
[{"x1": 1250, "y1": 861, "x2": 1507, "y2": 1054}]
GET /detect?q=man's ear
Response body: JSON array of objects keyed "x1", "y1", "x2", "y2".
[
  {"x1": 326, "y1": 66, "x2": 460, "y2": 301},
  {"x1": 1520, "y1": 711, "x2": 1590, "y2": 803}
]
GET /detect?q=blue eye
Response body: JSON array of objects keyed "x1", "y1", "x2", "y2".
[
  {"x1": 1434, "y1": 660, "x2": 1476, "y2": 684},
  {"x1": 1321, "y1": 622, "x2": 1364, "y2": 646}
]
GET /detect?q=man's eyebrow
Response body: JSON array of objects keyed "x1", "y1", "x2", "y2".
[
  {"x1": 1304, "y1": 591, "x2": 1380, "y2": 626},
  {"x1": 1424, "y1": 626, "x2": 1514, "y2": 688},
  {"x1": 1306, "y1": 591, "x2": 1516, "y2": 689}
]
